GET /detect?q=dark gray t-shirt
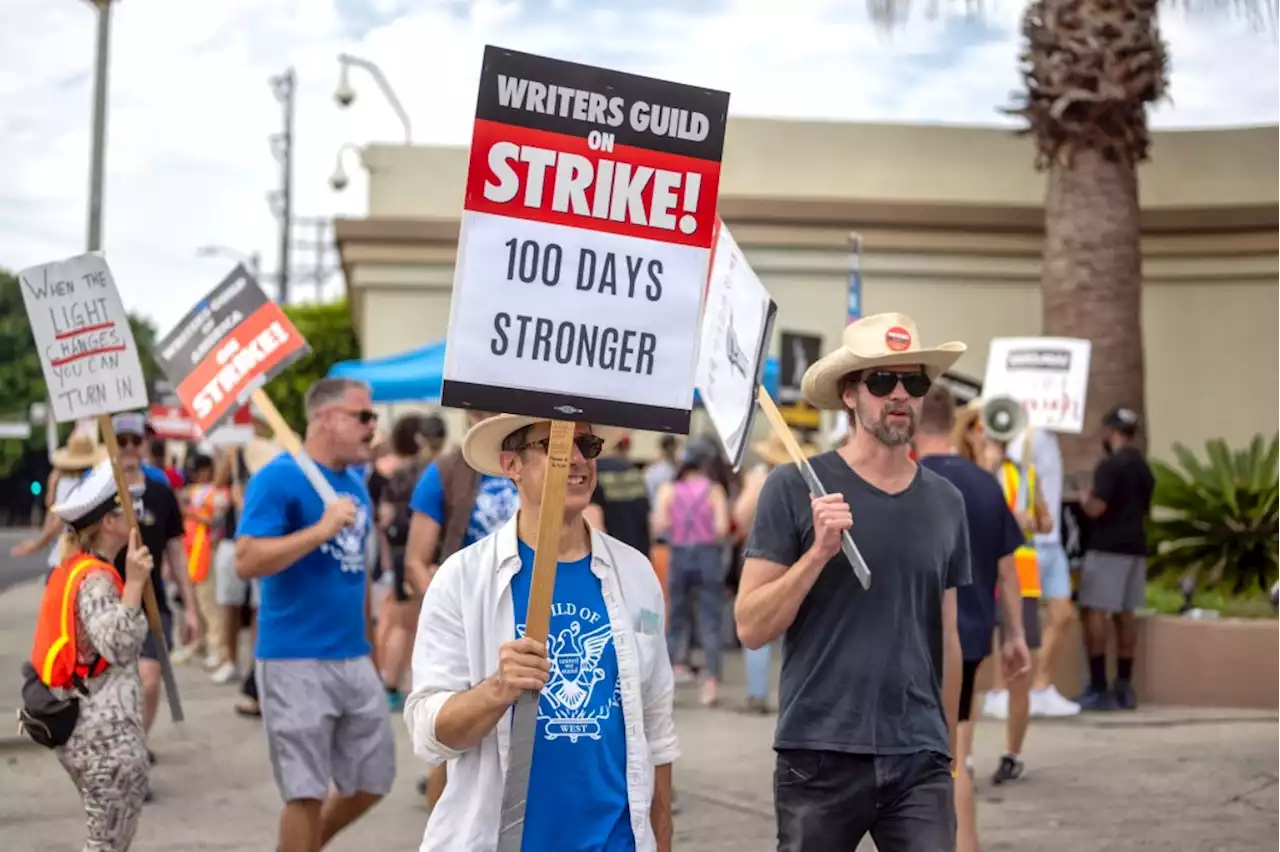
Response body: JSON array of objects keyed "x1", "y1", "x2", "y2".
[{"x1": 745, "y1": 451, "x2": 972, "y2": 757}]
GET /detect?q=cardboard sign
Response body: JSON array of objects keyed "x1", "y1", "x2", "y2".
[
  {"x1": 695, "y1": 223, "x2": 777, "y2": 470},
  {"x1": 153, "y1": 265, "x2": 309, "y2": 433},
  {"x1": 17, "y1": 253, "x2": 149, "y2": 423},
  {"x1": 983, "y1": 337, "x2": 1092, "y2": 434},
  {"x1": 147, "y1": 404, "x2": 202, "y2": 441},
  {"x1": 440, "y1": 45, "x2": 730, "y2": 433},
  {"x1": 778, "y1": 331, "x2": 821, "y2": 406}
]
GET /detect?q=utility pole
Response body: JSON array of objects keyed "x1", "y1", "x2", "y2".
[{"x1": 270, "y1": 68, "x2": 296, "y2": 304}]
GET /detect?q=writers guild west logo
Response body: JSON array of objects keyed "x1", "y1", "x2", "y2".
[
  {"x1": 518, "y1": 609, "x2": 619, "y2": 743},
  {"x1": 320, "y1": 500, "x2": 370, "y2": 574},
  {"x1": 724, "y1": 311, "x2": 748, "y2": 380}
]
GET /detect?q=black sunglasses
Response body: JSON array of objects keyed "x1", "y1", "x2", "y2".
[
  {"x1": 339, "y1": 408, "x2": 378, "y2": 426},
  {"x1": 519, "y1": 434, "x2": 606, "y2": 460},
  {"x1": 118, "y1": 434, "x2": 146, "y2": 448},
  {"x1": 862, "y1": 370, "x2": 931, "y2": 399}
]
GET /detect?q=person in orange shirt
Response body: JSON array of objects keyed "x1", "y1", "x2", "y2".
[{"x1": 19, "y1": 461, "x2": 156, "y2": 849}]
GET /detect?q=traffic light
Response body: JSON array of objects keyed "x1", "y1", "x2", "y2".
[{"x1": 30, "y1": 480, "x2": 42, "y2": 497}]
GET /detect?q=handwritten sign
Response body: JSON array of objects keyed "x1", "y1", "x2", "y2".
[
  {"x1": 983, "y1": 337, "x2": 1092, "y2": 434},
  {"x1": 17, "y1": 253, "x2": 148, "y2": 423}
]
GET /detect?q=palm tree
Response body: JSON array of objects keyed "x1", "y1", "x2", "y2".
[{"x1": 873, "y1": 0, "x2": 1273, "y2": 478}]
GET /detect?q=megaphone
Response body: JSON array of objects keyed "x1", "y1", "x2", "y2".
[{"x1": 980, "y1": 395, "x2": 1028, "y2": 443}]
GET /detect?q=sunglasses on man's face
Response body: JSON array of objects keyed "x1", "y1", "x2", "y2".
[
  {"x1": 519, "y1": 434, "x2": 606, "y2": 460},
  {"x1": 338, "y1": 408, "x2": 378, "y2": 426},
  {"x1": 118, "y1": 434, "x2": 145, "y2": 449},
  {"x1": 862, "y1": 370, "x2": 932, "y2": 399}
]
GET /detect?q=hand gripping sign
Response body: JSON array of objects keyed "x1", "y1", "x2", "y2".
[
  {"x1": 439, "y1": 46, "x2": 729, "y2": 850},
  {"x1": 17, "y1": 252, "x2": 184, "y2": 723},
  {"x1": 152, "y1": 265, "x2": 337, "y2": 504}
]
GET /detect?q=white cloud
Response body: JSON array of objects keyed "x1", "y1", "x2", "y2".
[{"x1": 0, "y1": 0, "x2": 1274, "y2": 335}]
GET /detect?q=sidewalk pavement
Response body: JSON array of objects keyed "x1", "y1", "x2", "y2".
[{"x1": 1, "y1": 576, "x2": 1276, "y2": 851}]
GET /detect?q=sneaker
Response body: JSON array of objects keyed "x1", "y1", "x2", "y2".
[
  {"x1": 170, "y1": 646, "x2": 195, "y2": 665},
  {"x1": 991, "y1": 754, "x2": 1024, "y2": 785},
  {"x1": 699, "y1": 679, "x2": 719, "y2": 708},
  {"x1": 1030, "y1": 685, "x2": 1082, "y2": 717},
  {"x1": 982, "y1": 690, "x2": 1010, "y2": 720},
  {"x1": 202, "y1": 653, "x2": 224, "y2": 670},
  {"x1": 1077, "y1": 686, "x2": 1118, "y2": 712},
  {"x1": 742, "y1": 697, "x2": 771, "y2": 715},
  {"x1": 1112, "y1": 680, "x2": 1138, "y2": 710},
  {"x1": 671, "y1": 665, "x2": 695, "y2": 685},
  {"x1": 210, "y1": 662, "x2": 238, "y2": 685}
]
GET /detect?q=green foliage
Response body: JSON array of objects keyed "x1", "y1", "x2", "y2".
[
  {"x1": 1148, "y1": 433, "x2": 1280, "y2": 595},
  {"x1": 0, "y1": 267, "x2": 161, "y2": 478},
  {"x1": 264, "y1": 300, "x2": 359, "y2": 434}
]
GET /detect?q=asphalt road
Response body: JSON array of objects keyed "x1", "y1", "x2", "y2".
[{"x1": 0, "y1": 528, "x2": 48, "y2": 593}]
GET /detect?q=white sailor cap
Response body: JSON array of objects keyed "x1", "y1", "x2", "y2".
[{"x1": 53, "y1": 461, "x2": 124, "y2": 531}]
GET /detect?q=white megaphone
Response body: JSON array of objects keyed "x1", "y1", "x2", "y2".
[{"x1": 980, "y1": 394, "x2": 1028, "y2": 443}]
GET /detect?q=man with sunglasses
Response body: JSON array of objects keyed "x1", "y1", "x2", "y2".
[
  {"x1": 407, "y1": 414, "x2": 677, "y2": 852},
  {"x1": 735, "y1": 313, "x2": 971, "y2": 852},
  {"x1": 235, "y1": 378, "x2": 396, "y2": 852}
]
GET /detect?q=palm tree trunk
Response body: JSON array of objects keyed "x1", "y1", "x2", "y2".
[{"x1": 1040, "y1": 147, "x2": 1147, "y2": 483}]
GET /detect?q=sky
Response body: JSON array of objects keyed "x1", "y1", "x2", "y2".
[{"x1": 1, "y1": 0, "x2": 1276, "y2": 336}]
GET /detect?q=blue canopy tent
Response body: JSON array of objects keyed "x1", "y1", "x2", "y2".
[{"x1": 328, "y1": 339, "x2": 781, "y2": 406}]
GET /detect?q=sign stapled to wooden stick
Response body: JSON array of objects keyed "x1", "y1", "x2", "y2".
[
  {"x1": 437, "y1": 45, "x2": 730, "y2": 850},
  {"x1": 17, "y1": 252, "x2": 185, "y2": 722}
]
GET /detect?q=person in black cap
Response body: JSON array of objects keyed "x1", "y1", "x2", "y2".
[{"x1": 1076, "y1": 406, "x2": 1154, "y2": 711}]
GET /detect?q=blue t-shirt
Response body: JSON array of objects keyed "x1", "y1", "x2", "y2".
[
  {"x1": 511, "y1": 539, "x2": 633, "y2": 852},
  {"x1": 237, "y1": 454, "x2": 373, "y2": 660},
  {"x1": 919, "y1": 455, "x2": 1025, "y2": 661},
  {"x1": 409, "y1": 461, "x2": 519, "y2": 547}
]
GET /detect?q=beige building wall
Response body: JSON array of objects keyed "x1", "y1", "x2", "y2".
[{"x1": 338, "y1": 118, "x2": 1279, "y2": 464}]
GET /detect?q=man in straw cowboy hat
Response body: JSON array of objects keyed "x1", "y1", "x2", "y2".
[
  {"x1": 405, "y1": 415, "x2": 678, "y2": 852},
  {"x1": 735, "y1": 312, "x2": 972, "y2": 851}
]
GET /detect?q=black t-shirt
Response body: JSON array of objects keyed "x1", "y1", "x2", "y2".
[
  {"x1": 113, "y1": 477, "x2": 185, "y2": 614},
  {"x1": 1088, "y1": 446, "x2": 1155, "y2": 556},
  {"x1": 590, "y1": 457, "x2": 652, "y2": 558},
  {"x1": 920, "y1": 455, "x2": 1025, "y2": 662}
]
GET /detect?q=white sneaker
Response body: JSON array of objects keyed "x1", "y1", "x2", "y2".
[
  {"x1": 202, "y1": 653, "x2": 223, "y2": 670},
  {"x1": 1031, "y1": 685, "x2": 1081, "y2": 717},
  {"x1": 982, "y1": 690, "x2": 1010, "y2": 720},
  {"x1": 170, "y1": 646, "x2": 195, "y2": 665},
  {"x1": 210, "y1": 663, "x2": 238, "y2": 685}
]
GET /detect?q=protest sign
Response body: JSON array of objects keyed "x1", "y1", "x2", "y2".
[
  {"x1": 440, "y1": 45, "x2": 730, "y2": 434},
  {"x1": 154, "y1": 265, "x2": 309, "y2": 435},
  {"x1": 983, "y1": 337, "x2": 1092, "y2": 434},
  {"x1": 695, "y1": 222, "x2": 776, "y2": 470},
  {"x1": 17, "y1": 253, "x2": 148, "y2": 422},
  {"x1": 778, "y1": 331, "x2": 822, "y2": 430}
]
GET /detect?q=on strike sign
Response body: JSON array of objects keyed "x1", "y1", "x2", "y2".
[
  {"x1": 440, "y1": 45, "x2": 730, "y2": 433},
  {"x1": 154, "y1": 265, "x2": 309, "y2": 433},
  {"x1": 983, "y1": 337, "x2": 1092, "y2": 434},
  {"x1": 18, "y1": 253, "x2": 148, "y2": 422}
]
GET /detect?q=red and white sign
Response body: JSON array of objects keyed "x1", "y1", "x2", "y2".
[
  {"x1": 440, "y1": 46, "x2": 730, "y2": 434},
  {"x1": 983, "y1": 337, "x2": 1092, "y2": 434},
  {"x1": 147, "y1": 403, "x2": 252, "y2": 443}
]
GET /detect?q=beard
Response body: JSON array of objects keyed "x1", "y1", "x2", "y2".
[{"x1": 853, "y1": 399, "x2": 917, "y2": 447}]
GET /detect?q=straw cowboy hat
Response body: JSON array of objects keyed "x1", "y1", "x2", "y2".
[
  {"x1": 51, "y1": 434, "x2": 107, "y2": 471},
  {"x1": 462, "y1": 414, "x2": 626, "y2": 478},
  {"x1": 801, "y1": 312, "x2": 967, "y2": 411},
  {"x1": 752, "y1": 431, "x2": 819, "y2": 468}
]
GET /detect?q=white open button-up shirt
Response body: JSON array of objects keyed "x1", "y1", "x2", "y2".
[{"x1": 405, "y1": 515, "x2": 679, "y2": 852}]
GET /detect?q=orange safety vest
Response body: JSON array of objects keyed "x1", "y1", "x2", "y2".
[
  {"x1": 999, "y1": 462, "x2": 1042, "y2": 599},
  {"x1": 183, "y1": 485, "x2": 222, "y2": 584},
  {"x1": 30, "y1": 553, "x2": 122, "y2": 689}
]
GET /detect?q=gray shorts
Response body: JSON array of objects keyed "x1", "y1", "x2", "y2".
[
  {"x1": 258, "y1": 657, "x2": 397, "y2": 802},
  {"x1": 214, "y1": 540, "x2": 259, "y2": 607},
  {"x1": 1078, "y1": 551, "x2": 1147, "y2": 613}
]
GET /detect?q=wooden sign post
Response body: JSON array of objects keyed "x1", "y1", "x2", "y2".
[{"x1": 17, "y1": 252, "x2": 184, "y2": 722}]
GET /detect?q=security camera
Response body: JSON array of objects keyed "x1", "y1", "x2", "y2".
[
  {"x1": 334, "y1": 81, "x2": 355, "y2": 108},
  {"x1": 329, "y1": 165, "x2": 349, "y2": 192}
]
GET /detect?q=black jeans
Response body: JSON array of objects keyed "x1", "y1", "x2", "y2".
[{"x1": 775, "y1": 749, "x2": 955, "y2": 852}]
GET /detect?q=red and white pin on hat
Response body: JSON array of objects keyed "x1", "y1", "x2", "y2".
[{"x1": 884, "y1": 326, "x2": 912, "y2": 352}]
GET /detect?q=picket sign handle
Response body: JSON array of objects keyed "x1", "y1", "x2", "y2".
[
  {"x1": 97, "y1": 415, "x2": 185, "y2": 724},
  {"x1": 496, "y1": 418, "x2": 576, "y2": 852},
  {"x1": 754, "y1": 387, "x2": 872, "y2": 589},
  {"x1": 249, "y1": 389, "x2": 339, "y2": 506}
]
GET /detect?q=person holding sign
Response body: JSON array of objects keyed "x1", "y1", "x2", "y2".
[
  {"x1": 406, "y1": 414, "x2": 678, "y2": 852},
  {"x1": 735, "y1": 312, "x2": 971, "y2": 852},
  {"x1": 235, "y1": 378, "x2": 395, "y2": 852},
  {"x1": 19, "y1": 462, "x2": 155, "y2": 851}
]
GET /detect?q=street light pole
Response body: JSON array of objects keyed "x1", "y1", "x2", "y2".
[
  {"x1": 270, "y1": 69, "x2": 296, "y2": 305},
  {"x1": 86, "y1": 0, "x2": 115, "y2": 253}
]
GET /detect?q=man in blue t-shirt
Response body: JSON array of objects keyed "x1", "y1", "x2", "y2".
[
  {"x1": 235, "y1": 378, "x2": 395, "y2": 852},
  {"x1": 914, "y1": 386, "x2": 1029, "y2": 852}
]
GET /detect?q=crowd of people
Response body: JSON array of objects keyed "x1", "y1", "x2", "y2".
[{"x1": 15, "y1": 311, "x2": 1159, "y2": 852}]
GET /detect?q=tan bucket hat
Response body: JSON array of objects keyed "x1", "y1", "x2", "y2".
[
  {"x1": 801, "y1": 312, "x2": 966, "y2": 411},
  {"x1": 52, "y1": 433, "x2": 107, "y2": 471},
  {"x1": 752, "y1": 431, "x2": 819, "y2": 468},
  {"x1": 462, "y1": 414, "x2": 626, "y2": 478}
]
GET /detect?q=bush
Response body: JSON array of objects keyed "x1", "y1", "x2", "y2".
[{"x1": 1148, "y1": 433, "x2": 1279, "y2": 595}]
